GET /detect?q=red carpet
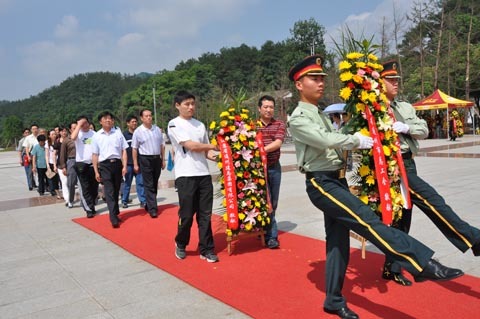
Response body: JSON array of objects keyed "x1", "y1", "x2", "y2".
[{"x1": 73, "y1": 205, "x2": 480, "y2": 319}]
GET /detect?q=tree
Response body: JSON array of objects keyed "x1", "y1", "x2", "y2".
[{"x1": 2, "y1": 115, "x2": 23, "y2": 148}]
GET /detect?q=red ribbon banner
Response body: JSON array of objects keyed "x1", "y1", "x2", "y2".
[
  {"x1": 364, "y1": 106, "x2": 393, "y2": 224},
  {"x1": 217, "y1": 135, "x2": 239, "y2": 230},
  {"x1": 387, "y1": 107, "x2": 412, "y2": 209}
]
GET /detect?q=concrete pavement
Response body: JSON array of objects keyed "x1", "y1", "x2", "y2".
[{"x1": 1, "y1": 136, "x2": 479, "y2": 318}]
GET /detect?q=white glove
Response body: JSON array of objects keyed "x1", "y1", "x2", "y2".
[
  {"x1": 354, "y1": 132, "x2": 374, "y2": 149},
  {"x1": 392, "y1": 121, "x2": 410, "y2": 134}
]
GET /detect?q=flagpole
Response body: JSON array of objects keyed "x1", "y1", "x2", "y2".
[{"x1": 153, "y1": 85, "x2": 157, "y2": 125}]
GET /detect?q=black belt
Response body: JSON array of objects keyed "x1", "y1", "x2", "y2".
[
  {"x1": 139, "y1": 154, "x2": 161, "y2": 159},
  {"x1": 101, "y1": 158, "x2": 121, "y2": 164},
  {"x1": 402, "y1": 151, "x2": 413, "y2": 160},
  {"x1": 67, "y1": 157, "x2": 75, "y2": 159},
  {"x1": 306, "y1": 170, "x2": 342, "y2": 180}
]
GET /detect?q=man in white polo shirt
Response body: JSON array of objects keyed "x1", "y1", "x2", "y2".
[
  {"x1": 71, "y1": 115, "x2": 98, "y2": 218},
  {"x1": 132, "y1": 109, "x2": 165, "y2": 218},
  {"x1": 92, "y1": 111, "x2": 128, "y2": 228},
  {"x1": 168, "y1": 91, "x2": 219, "y2": 263}
]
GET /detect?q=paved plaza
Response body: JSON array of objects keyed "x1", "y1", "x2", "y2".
[{"x1": 1, "y1": 136, "x2": 479, "y2": 318}]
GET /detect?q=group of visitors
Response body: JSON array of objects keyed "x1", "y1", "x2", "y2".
[{"x1": 15, "y1": 55, "x2": 480, "y2": 318}]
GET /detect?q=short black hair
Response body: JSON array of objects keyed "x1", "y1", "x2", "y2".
[
  {"x1": 97, "y1": 110, "x2": 115, "y2": 122},
  {"x1": 258, "y1": 95, "x2": 275, "y2": 107},
  {"x1": 174, "y1": 90, "x2": 195, "y2": 105},
  {"x1": 23, "y1": 128, "x2": 30, "y2": 133},
  {"x1": 30, "y1": 123, "x2": 39, "y2": 129},
  {"x1": 126, "y1": 114, "x2": 138, "y2": 123},
  {"x1": 76, "y1": 115, "x2": 90, "y2": 123},
  {"x1": 37, "y1": 134, "x2": 46, "y2": 142},
  {"x1": 140, "y1": 109, "x2": 152, "y2": 117}
]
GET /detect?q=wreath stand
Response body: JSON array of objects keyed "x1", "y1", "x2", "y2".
[
  {"x1": 349, "y1": 185, "x2": 367, "y2": 259},
  {"x1": 226, "y1": 229, "x2": 265, "y2": 255}
]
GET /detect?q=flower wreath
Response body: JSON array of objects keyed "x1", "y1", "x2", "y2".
[
  {"x1": 209, "y1": 94, "x2": 271, "y2": 236},
  {"x1": 338, "y1": 44, "x2": 409, "y2": 224}
]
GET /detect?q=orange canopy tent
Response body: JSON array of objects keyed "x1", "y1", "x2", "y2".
[
  {"x1": 413, "y1": 89, "x2": 473, "y2": 110},
  {"x1": 413, "y1": 89, "x2": 475, "y2": 137}
]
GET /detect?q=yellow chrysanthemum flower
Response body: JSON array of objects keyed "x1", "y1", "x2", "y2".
[
  {"x1": 222, "y1": 213, "x2": 228, "y2": 222},
  {"x1": 383, "y1": 145, "x2": 391, "y2": 156},
  {"x1": 339, "y1": 60, "x2": 352, "y2": 70},
  {"x1": 233, "y1": 141, "x2": 242, "y2": 150},
  {"x1": 228, "y1": 116, "x2": 235, "y2": 120},
  {"x1": 220, "y1": 120, "x2": 228, "y2": 127},
  {"x1": 222, "y1": 198, "x2": 226, "y2": 207},
  {"x1": 244, "y1": 124, "x2": 252, "y2": 131},
  {"x1": 359, "y1": 165, "x2": 370, "y2": 177},
  {"x1": 258, "y1": 178, "x2": 265, "y2": 186},
  {"x1": 340, "y1": 71, "x2": 354, "y2": 82},
  {"x1": 359, "y1": 195, "x2": 369, "y2": 204},
  {"x1": 339, "y1": 87, "x2": 352, "y2": 100},
  {"x1": 355, "y1": 62, "x2": 367, "y2": 69},
  {"x1": 257, "y1": 215, "x2": 263, "y2": 221},
  {"x1": 228, "y1": 108, "x2": 235, "y2": 112},
  {"x1": 241, "y1": 108, "x2": 249, "y2": 113},
  {"x1": 356, "y1": 103, "x2": 366, "y2": 112},
  {"x1": 226, "y1": 229, "x2": 232, "y2": 236},
  {"x1": 245, "y1": 223, "x2": 253, "y2": 231},
  {"x1": 359, "y1": 127, "x2": 370, "y2": 136},
  {"x1": 236, "y1": 171, "x2": 243, "y2": 178},
  {"x1": 217, "y1": 162, "x2": 223, "y2": 169},
  {"x1": 353, "y1": 74, "x2": 364, "y2": 84},
  {"x1": 209, "y1": 121, "x2": 216, "y2": 130},
  {"x1": 210, "y1": 138, "x2": 217, "y2": 146},
  {"x1": 368, "y1": 54, "x2": 378, "y2": 61},
  {"x1": 346, "y1": 52, "x2": 364, "y2": 60},
  {"x1": 360, "y1": 90, "x2": 370, "y2": 102},
  {"x1": 241, "y1": 113, "x2": 248, "y2": 120},
  {"x1": 239, "y1": 134, "x2": 246, "y2": 142},
  {"x1": 238, "y1": 213, "x2": 246, "y2": 220},
  {"x1": 220, "y1": 111, "x2": 230, "y2": 118},
  {"x1": 366, "y1": 175, "x2": 376, "y2": 185}
]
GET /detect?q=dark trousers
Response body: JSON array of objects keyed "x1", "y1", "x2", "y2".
[
  {"x1": 138, "y1": 155, "x2": 161, "y2": 216},
  {"x1": 99, "y1": 160, "x2": 123, "y2": 224},
  {"x1": 37, "y1": 168, "x2": 47, "y2": 194},
  {"x1": 386, "y1": 158, "x2": 480, "y2": 271},
  {"x1": 305, "y1": 173, "x2": 433, "y2": 310},
  {"x1": 75, "y1": 162, "x2": 98, "y2": 213},
  {"x1": 66, "y1": 159, "x2": 78, "y2": 204},
  {"x1": 175, "y1": 175, "x2": 214, "y2": 255},
  {"x1": 265, "y1": 162, "x2": 282, "y2": 241},
  {"x1": 47, "y1": 163, "x2": 59, "y2": 195}
]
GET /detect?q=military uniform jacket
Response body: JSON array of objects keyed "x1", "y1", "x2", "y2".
[
  {"x1": 288, "y1": 101, "x2": 360, "y2": 173},
  {"x1": 391, "y1": 100, "x2": 428, "y2": 155}
]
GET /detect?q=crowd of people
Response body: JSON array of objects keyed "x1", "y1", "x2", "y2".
[{"x1": 15, "y1": 56, "x2": 480, "y2": 319}]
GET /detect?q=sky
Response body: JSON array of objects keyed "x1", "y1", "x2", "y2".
[{"x1": 0, "y1": 0, "x2": 418, "y2": 101}]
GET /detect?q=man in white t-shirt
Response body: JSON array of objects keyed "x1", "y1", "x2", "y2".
[
  {"x1": 71, "y1": 115, "x2": 98, "y2": 218},
  {"x1": 168, "y1": 91, "x2": 219, "y2": 263}
]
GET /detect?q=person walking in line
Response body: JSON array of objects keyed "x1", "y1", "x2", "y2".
[
  {"x1": 256, "y1": 95, "x2": 286, "y2": 249},
  {"x1": 92, "y1": 111, "x2": 128, "y2": 228},
  {"x1": 121, "y1": 115, "x2": 146, "y2": 208},
  {"x1": 17, "y1": 128, "x2": 33, "y2": 190},
  {"x1": 168, "y1": 91, "x2": 219, "y2": 263},
  {"x1": 23, "y1": 123, "x2": 40, "y2": 189},
  {"x1": 379, "y1": 60, "x2": 480, "y2": 286},
  {"x1": 71, "y1": 116, "x2": 98, "y2": 218},
  {"x1": 31, "y1": 134, "x2": 48, "y2": 196},
  {"x1": 59, "y1": 122, "x2": 78, "y2": 208},
  {"x1": 132, "y1": 109, "x2": 165, "y2": 218},
  {"x1": 46, "y1": 129, "x2": 60, "y2": 197},
  {"x1": 287, "y1": 55, "x2": 463, "y2": 319}
]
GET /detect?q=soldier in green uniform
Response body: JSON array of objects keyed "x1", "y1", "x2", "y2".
[
  {"x1": 287, "y1": 55, "x2": 464, "y2": 319},
  {"x1": 380, "y1": 60, "x2": 480, "y2": 287}
]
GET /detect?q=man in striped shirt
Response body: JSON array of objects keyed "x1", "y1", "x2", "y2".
[
  {"x1": 257, "y1": 95, "x2": 286, "y2": 249},
  {"x1": 132, "y1": 109, "x2": 165, "y2": 218}
]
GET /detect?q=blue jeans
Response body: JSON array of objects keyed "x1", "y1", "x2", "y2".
[
  {"x1": 122, "y1": 165, "x2": 146, "y2": 204},
  {"x1": 266, "y1": 162, "x2": 282, "y2": 241},
  {"x1": 23, "y1": 164, "x2": 33, "y2": 189}
]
